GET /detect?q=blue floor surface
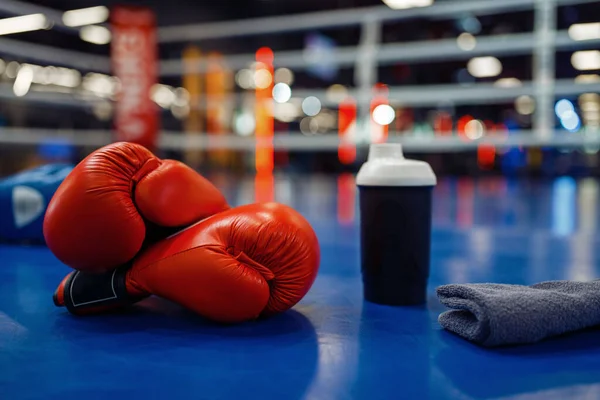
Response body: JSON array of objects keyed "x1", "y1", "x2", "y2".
[{"x1": 2, "y1": 174, "x2": 600, "y2": 399}]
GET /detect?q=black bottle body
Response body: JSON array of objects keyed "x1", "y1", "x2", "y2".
[{"x1": 358, "y1": 185, "x2": 433, "y2": 305}]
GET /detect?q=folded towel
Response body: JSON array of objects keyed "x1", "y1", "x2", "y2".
[{"x1": 436, "y1": 280, "x2": 600, "y2": 347}]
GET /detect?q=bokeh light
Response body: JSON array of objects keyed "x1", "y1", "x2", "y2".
[
  {"x1": 234, "y1": 112, "x2": 255, "y2": 136},
  {"x1": 467, "y1": 56, "x2": 502, "y2": 78},
  {"x1": 560, "y1": 110, "x2": 581, "y2": 132},
  {"x1": 302, "y1": 96, "x2": 322, "y2": 116},
  {"x1": 273, "y1": 102, "x2": 299, "y2": 122},
  {"x1": 494, "y1": 77, "x2": 522, "y2": 87},
  {"x1": 254, "y1": 69, "x2": 273, "y2": 89},
  {"x1": 515, "y1": 95, "x2": 535, "y2": 115},
  {"x1": 464, "y1": 119, "x2": 484, "y2": 140},
  {"x1": 555, "y1": 99, "x2": 575, "y2": 119},
  {"x1": 274, "y1": 68, "x2": 294, "y2": 85},
  {"x1": 571, "y1": 50, "x2": 600, "y2": 71},
  {"x1": 372, "y1": 104, "x2": 395, "y2": 126},
  {"x1": 235, "y1": 69, "x2": 254, "y2": 89},
  {"x1": 272, "y1": 83, "x2": 292, "y2": 103},
  {"x1": 326, "y1": 84, "x2": 348, "y2": 103},
  {"x1": 150, "y1": 84, "x2": 176, "y2": 108},
  {"x1": 382, "y1": 0, "x2": 434, "y2": 10},
  {"x1": 13, "y1": 65, "x2": 33, "y2": 97},
  {"x1": 457, "y1": 33, "x2": 476, "y2": 51},
  {"x1": 300, "y1": 117, "x2": 319, "y2": 135}
]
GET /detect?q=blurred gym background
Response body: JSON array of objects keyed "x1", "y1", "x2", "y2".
[{"x1": 0, "y1": 0, "x2": 599, "y2": 179}]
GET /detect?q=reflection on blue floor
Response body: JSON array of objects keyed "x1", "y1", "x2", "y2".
[
  {"x1": 552, "y1": 177, "x2": 576, "y2": 237},
  {"x1": 2, "y1": 175, "x2": 600, "y2": 399}
]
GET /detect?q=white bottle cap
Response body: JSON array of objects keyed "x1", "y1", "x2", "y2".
[{"x1": 356, "y1": 143, "x2": 437, "y2": 187}]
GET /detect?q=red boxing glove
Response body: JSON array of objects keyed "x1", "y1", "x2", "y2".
[
  {"x1": 53, "y1": 203, "x2": 320, "y2": 323},
  {"x1": 44, "y1": 142, "x2": 229, "y2": 273}
]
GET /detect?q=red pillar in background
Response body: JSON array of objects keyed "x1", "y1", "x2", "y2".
[
  {"x1": 477, "y1": 120, "x2": 496, "y2": 170},
  {"x1": 110, "y1": 6, "x2": 158, "y2": 151},
  {"x1": 254, "y1": 47, "x2": 275, "y2": 202},
  {"x1": 370, "y1": 83, "x2": 389, "y2": 143},
  {"x1": 337, "y1": 173, "x2": 356, "y2": 225},
  {"x1": 255, "y1": 47, "x2": 274, "y2": 174},
  {"x1": 338, "y1": 97, "x2": 357, "y2": 165}
]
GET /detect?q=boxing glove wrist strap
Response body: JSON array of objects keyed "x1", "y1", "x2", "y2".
[{"x1": 56, "y1": 265, "x2": 144, "y2": 315}]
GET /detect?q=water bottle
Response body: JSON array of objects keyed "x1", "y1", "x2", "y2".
[{"x1": 356, "y1": 143, "x2": 437, "y2": 305}]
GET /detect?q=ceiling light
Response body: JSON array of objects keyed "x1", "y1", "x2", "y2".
[
  {"x1": 494, "y1": 77, "x2": 522, "y2": 87},
  {"x1": 568, "y1": 22, "x2": 600, "y2": 41},
  {"x1": 0, "y1": 14, "x2": 50, "y2": 36},
  {"x1": 171, "y1": 103, "x2": 190, "y2": 120},
  {"x1": 13, "y1": 65, "x2": 33, "y2": 97},
  {"x1": 92, "y1": 100, "x2": 113, "y2": 121},
  {"x1": 63, "y1": 6, "x2": 109, "y2": 27},
  {"x1": 575, "y1": 74, "x2": 600, "y2": 83},
  {"x1": 571, "y1": 51, "x2": 600, "y2": 71},
  {"x1": 83, "y1": 73, "x2": 117, "y2": 97},
  {"x1": 382, "y1": 0, "x2": 434, "y2": 10},
  {"x1": 54, "y1": 68, "x2": 81, "y2": 88},
  {"x1": 457, "y1": 33, "x2": 476, "y2": 51},
  {"x1": 150, "y1": 84, "x2": 176, "y2": 108},
  {"x1": 173, "y1": 87, "x2": 190, "y2": 107},
  {"x1": 467, "y1": 56, "x2": 502, "y2": 78},
  {"x1": 5, "y1": 61, "x2": 20, "y2": 79},
  {"x1": 79, "y1": 25, "x2": 111, "y2": 45},
  {"x1": 515, "y1": 95, "x2": 535, "y2": 115}
]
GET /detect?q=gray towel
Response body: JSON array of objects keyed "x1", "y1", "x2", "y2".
[{"x1": 436, "y1": 280, "x2": 600, "y2": 347}]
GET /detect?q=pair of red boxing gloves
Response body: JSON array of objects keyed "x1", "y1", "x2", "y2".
[{"x1": 45, "y1": 142, "x2": 320, "y2": 323}]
